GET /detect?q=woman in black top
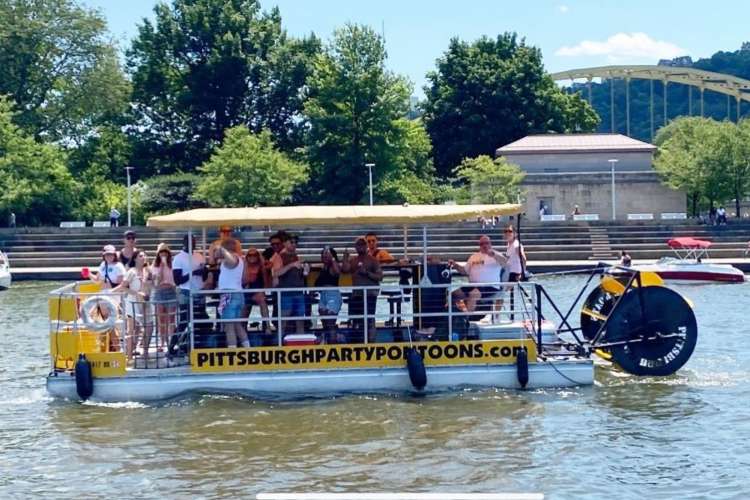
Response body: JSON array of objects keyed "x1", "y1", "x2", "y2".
[{"x1": 119, "y1": 230, "x2": 140, "y2": 268}]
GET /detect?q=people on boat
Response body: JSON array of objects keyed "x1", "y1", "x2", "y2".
[
  {"x1": 342, "y1": 237, "x2": 382, "y2": 342},
  {"x1": 316, "y1": 246, "x2": 343, "y2": 343},
  {"x1": 111, "y1": 250, "x2": 151, "y2": 361},
  {"x1": 151, "y1": 243, "x2": 177, "y2": 351},
  {"x1": 448, "y1": 235, "x2": 506, "y2": 313},
  {"x1": 243, "y1": 247, "x2": 272, "y2": 336},
  {"x1": 208, "y1": 225, "x2": 242, "y2": 264},
  {"x1": 272, "y1": 233, "x2": 306, "y2": 335},
  {"x1": 619, "y1": 250, "x2": 632, "y2": 267},
  {"x1": 90, "y1": 244, "x2": 126, "y2": 289},
  {"x1": 496, "y1": 225, "x2": 525, "y2": 313},
  {"x1": 214, "y1": 238, "x2": 249, "y2": 348},
  {"x1": 366, "y1": 232, "x2": 395, "y2": 263},
  {"x1": 173, "y1": 234, "x2": 206, "y2": 332},
  {"x1": 119, "y1": 230, "x2": 140, "y2": 268}
]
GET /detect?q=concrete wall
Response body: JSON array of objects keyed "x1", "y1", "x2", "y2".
[
  {"x1": 503, "y1": 151, "x2": 653, "y2": 173},
  {"x1": 523, "y1": 172, "x2": 686, "y2": 220}
]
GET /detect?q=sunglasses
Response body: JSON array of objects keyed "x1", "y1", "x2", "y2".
[
  {"x1": 366, "y1": 239, "x2": 377, "y2": 243},
  {"x1": 504, "y1": 230, "x2": 514, "y2": 234},
  {"x1": 126, "y1": 236, "x2": 136, "y2": 240}
]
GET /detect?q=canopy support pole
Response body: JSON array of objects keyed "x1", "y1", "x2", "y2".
[{"x1": 188, "y1": 228, "x2": 194, "y2": 353}]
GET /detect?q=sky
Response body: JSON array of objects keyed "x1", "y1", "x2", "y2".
[{"x1": 83, "y1": 0, "x2": 750, "y2": 97}]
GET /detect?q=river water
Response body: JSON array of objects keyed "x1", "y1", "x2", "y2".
[{"x1": 1, "y1": 277, "x2": 749, "y2": 499}]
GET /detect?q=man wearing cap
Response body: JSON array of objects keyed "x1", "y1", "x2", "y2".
[
  {"x1": 173, "y1": 234, "x2": 206, "y2": 331},
  {"x1": 119, "y1": 230, "x2": 141, "y2": 269},
  {"x1": 91, "y1": 245, "x2": 127, "y2": 288},
  {"x1": 342, "y1": 237, "x2": 382, "y2": 342}
]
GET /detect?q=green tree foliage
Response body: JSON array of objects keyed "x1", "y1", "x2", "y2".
[
  {"x1": 0, "y1": 96, "x2": 78, "y2": 225},
  {"x1": 196, "y1": 126, "x2": 308, "y2": 207},
  {"x1": 423, "y1": 33, "x2": 599, "y2": 177},
  {"x1": 453, "y1": 155, "x2": 525, "y2": 204},
  {"x1": 141, "y1": 173, "x2": 206, "y2": 215},
  {"x1": 73, "y1": 179, "x2": 145, "y2": 225},
  {"x1": 127, "y1": 0, "x2": 320, "y2": 175},
  {"x1": 653, "y1": 117, "x2": 747, "y2": 215},
  {"x1": 0, "y1": 0, "x2": 130, "y2": 143},
  {"x1": 304, "y1": 23, "x2": 418, "y2": 203},
  {"x1": 68, "y1": 125, "x2": 132, "y2": 181}
]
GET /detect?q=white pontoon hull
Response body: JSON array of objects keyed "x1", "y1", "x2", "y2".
[
  {"x1": 46, "y1": 360, "x2": 594, "y2": 402},
  {"x1": 0, "y1": 270, "x2": 10, "y2": 290},
  {"x1": 634, "y1": 260, "x2": 744, "y2": 284}
]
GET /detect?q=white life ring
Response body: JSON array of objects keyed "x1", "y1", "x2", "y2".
[{"x1": 79, "y1": 296, "x2": 119, "y2": 333}]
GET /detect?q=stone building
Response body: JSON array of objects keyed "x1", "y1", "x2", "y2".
[{"x1": 496, "y1": 134, "x2": 685, "y2": 220}]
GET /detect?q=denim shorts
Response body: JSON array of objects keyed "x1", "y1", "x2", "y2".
[
  {"x1": 220, "y1": 292, "x2": 245, "y2": 319},
  {"x1": 318, "y1": 290, "x2": 342, "y2": 313},
  {"x1": 281, "y1": 291, "x2": 305, "y2": 318}
]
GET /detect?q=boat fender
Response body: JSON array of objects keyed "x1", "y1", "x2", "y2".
[
  {"x1": 516, "y1": 349, "x2": 529, "y2": 388},
  {"x1": 406, "y1": 348, "x2": 427, "y2": 390},
  {"x1": 79, "y1": 296, "x2": 118, "y2": 333},
  {"x1": 75, "y1": 354, "x2": 94, "y2": 401}
]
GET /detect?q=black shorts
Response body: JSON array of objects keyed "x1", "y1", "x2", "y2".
[
  {"x1": 349, "y1": 289, "x2": 378, "y2": 319},
  {"x1": 507, "y1": 272, "x2": 522, "y2": 283}
]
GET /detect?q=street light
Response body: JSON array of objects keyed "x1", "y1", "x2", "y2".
[
  {"x1": 608, "y1": 159, "x2": 619, "y2": 220},
  {"x1": 365, "y1": 163, "x2": 375, "y2": 206},
  {"x1": 125, "y1": 166, "x2": 134, "y2": 227}
]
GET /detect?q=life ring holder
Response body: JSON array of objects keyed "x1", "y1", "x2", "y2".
[{"x1": 79, "y1": 296, "x2": 119, "y2": 333}]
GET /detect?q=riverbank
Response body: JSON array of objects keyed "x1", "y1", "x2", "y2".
[{"x1": 2, "y1": 219, "x2": 749, "y2": 279}]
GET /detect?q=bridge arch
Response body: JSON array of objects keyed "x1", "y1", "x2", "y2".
[{"x1": 550, "y1": 65, "x2": 750, "y2": 140}]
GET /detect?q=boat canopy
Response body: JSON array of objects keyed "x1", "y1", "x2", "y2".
[
  {"x1": 668, "y1": 237, "x2": 712, "y2": 249},
  {"x1": 147, "y1": 204, "x2": 523, "y2": 228}
]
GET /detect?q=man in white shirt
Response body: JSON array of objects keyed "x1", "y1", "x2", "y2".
[
  {"x1": 173, "y1": 234, "x2": 206, "y2": 331},
  {"x1": 448, "y1": 235, "x2": 507, "y2": 312}
]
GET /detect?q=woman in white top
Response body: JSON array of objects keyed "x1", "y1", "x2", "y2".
[
  {"x1": 214, "y1": 239, "x2": 249, "y2": 348},
  {"x1": 503, "y1": 225, "x2": 525, "y2": 282},
  {"x1": 91, "y1": 245, "x2": 126, "y2": 289},
  {"x1": 111, "y1": 251, "x2": 151, "y2": 361}
]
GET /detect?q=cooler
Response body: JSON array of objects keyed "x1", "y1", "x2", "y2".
[
  {"x1": 522, "y1": 319, "x2": 558, "y2": 344},
  {"x1": 283, "y1": 334, "x2": 319, "y2": 346}
]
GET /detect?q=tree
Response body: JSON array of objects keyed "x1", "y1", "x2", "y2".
[
  {"x1": 653, "y1": 117, "x2": 732, "y2": 215},
  {"x1": 304, "y1": 23, "x2": 414, "y2": 203},
  {"x1": 0, "y1": 0, "x2": 130, "y2": 143},
  {"x1": 0, "y1": 96, "x2": 78, "y2": 225},
  {"x1": 141, "y1": 173, "x2": 206, "y2": 215},
  {"x1": 127, "y1": 0, "x2": 319, "y2": 175},
  {"x1": 68, "y1": 124, "x2": 133, "y2": 181},
  {"x1": 423, "y1": 33, "x2": 599, "y2": 177},
  {"x1": 453, "y1": 155, "x2": 525, "y2": 204},
  {"x1": 73, "y1": 179, "x2": 145, "y2": 225},
  {"x1": 196, "y1": 126, "x2": 308, "y2": 207},
  {"x1": 726, "y1": 119, "x2": 750, "y2": 217}
]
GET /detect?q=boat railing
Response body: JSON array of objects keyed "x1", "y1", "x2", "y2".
[
  {"x1": 185, "y1": 279, "x2": 540, "y2": 349},
  {"x1": 48, "y1": 281, "x2": 182, "y2": 370},
  {"x1": 48, "y1": 279, "x2": 547, "y2": 371}
]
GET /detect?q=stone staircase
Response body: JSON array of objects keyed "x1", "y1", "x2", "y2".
[{"x1": 588, "y1": 227, "x2": 614, "y2": 260}]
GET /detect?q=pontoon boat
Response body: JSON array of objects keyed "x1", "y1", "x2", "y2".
[{"x1": 46, "y1": 205, "x2": 699, "y2": 402}]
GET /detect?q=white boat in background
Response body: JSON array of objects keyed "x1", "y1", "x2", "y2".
[
  {"x1": 635, "y1": 237, "x2": 745, "y2": 284},
  {"x1": 0, "y1": 250, "x2": 11, "y2": 290}
]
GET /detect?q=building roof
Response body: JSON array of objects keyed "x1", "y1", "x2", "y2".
[{"x1": 496, "y1": 134, "x2": 656, "y2": 156}]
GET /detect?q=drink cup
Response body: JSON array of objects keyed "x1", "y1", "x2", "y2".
[{"x1": 81, "y1": 267, "x2": 90, "y2": 279}]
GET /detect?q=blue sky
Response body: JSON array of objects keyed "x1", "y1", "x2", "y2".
[{"x1": 84, "y1": 0, "x2": 750, "y2": 96}]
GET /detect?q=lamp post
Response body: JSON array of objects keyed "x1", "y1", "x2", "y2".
[
  {"x1": 608, "y1": 159, "x2": 619, "y2": 220},
  {"x1": 365, "y1": 163, "x2": 375, "y2": 206},
  {"x1": 125, "y1": 166, "x2": 134, "y2": 227}
]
